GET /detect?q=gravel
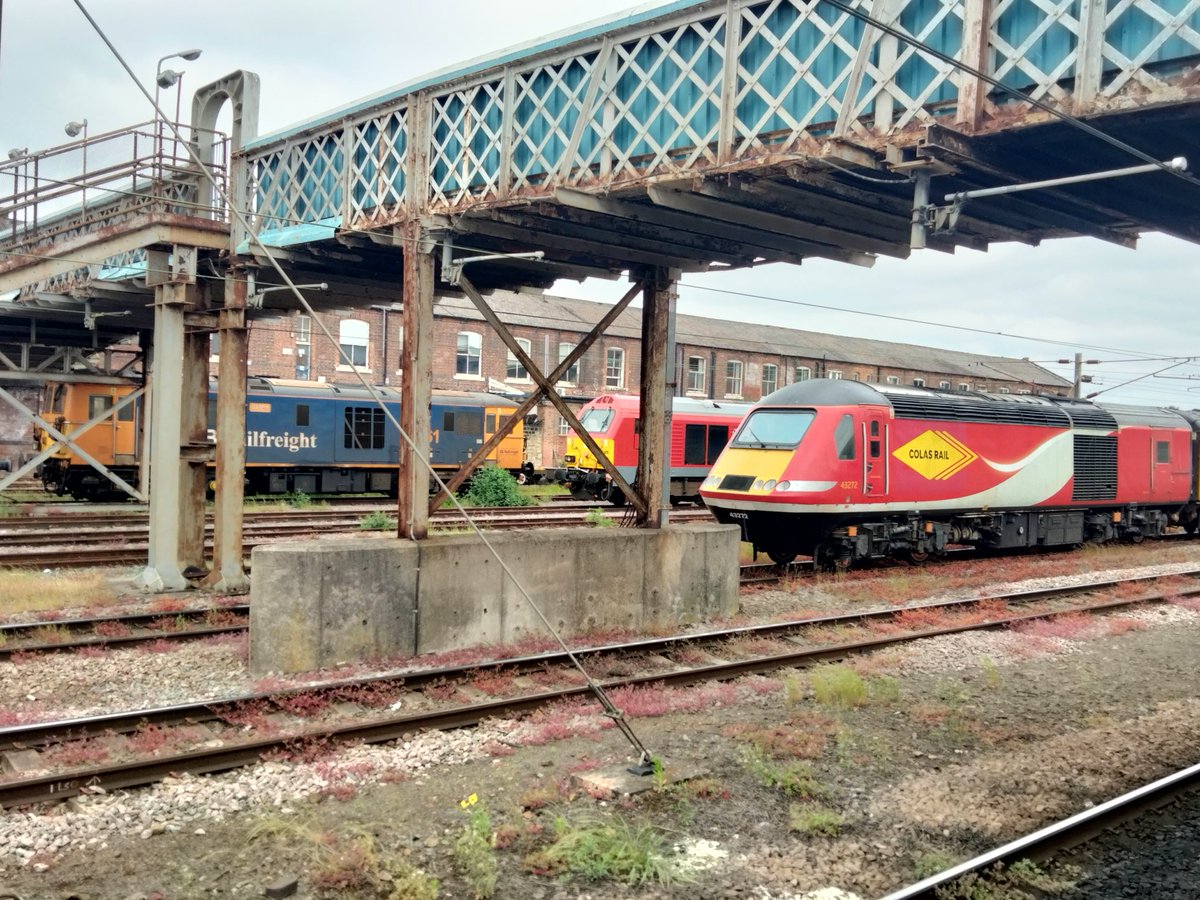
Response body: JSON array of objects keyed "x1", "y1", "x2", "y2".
[{"x1": 2, "y1": 547, "x2": 1199, "y2": 898}]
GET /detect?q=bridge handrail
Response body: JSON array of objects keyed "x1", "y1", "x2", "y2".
[{"x1": 0, "y1": 120, "x2": 230, "y2": 251}]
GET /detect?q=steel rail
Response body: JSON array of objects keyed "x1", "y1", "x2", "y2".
[
  {"x1": 1, "y1": 572, "x2": 1192, "y2": 802},
  {"x1": 0, "y1": 605, "x2": 249, "y2": 660},
  {"x1": 879, "y1": 761, "x2": 1200, "y2": 900},
  {"x1": 2, "y1": 569, "x2": 1193, "y2": 750}
]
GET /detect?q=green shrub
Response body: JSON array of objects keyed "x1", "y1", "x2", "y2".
[
  {"x1": 788, "y1": 805, "x2": 844, "y2": 836},
  {"x1": 360, "y1": 511, "x2": 398, "y2": 531},
  {"x1": 286, "y1": 490, "x2": 313, "y2": 509},
  {"x1": 811, "y1": 665, "x2": 868, "y2": 708},
  {"x1": 454, "y1": 795, "x2": 497, "y2": 899},
  {"x1": 585, "y1": 507, "x2": 614, "y2": 527},
  {"x1": 524, "y1": 816, "x2": 682, "y2": 886},
  {"x1": 464, "y1": 466, "x2": 531, "y2": 508},
  {"x1": 742, "y1": 747, "x2": 826, "y2": 798}
]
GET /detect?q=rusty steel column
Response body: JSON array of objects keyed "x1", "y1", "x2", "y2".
[
  {"x1": 179, "y1": 283, "x2": 211, "y2": 573},
  {"x1": 398, "y1": 223, "x2": 434, "y2": 539},
  {"x1": 209, "y1": 265, "x2": 249, "y2": 591},
  {"x1": 637, "y1": 268, "x2": 677, "y2": 528},
  {"x1": 135, "y1": 281, "x2": 192, "y2": 591}
]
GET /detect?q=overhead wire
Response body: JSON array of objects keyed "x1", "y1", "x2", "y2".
[{"x1": 71, "y1": 0, "x2": 655, "y2": 768}]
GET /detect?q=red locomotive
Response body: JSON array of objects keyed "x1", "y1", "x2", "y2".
[
  {"x1": 700, "y1": 380, "x2": 1200, "y2": 567},
  {"x1": 553, "y1": 393, "x2": 751, "y2": 505}
]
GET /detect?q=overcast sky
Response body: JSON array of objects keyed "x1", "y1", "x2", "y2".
[{"x1": 3, "y1": 0, "x2": 1198, "y2": 406}]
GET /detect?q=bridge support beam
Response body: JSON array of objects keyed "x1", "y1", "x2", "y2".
[
  {"x1": 398, "y1": 224, "x2": 434, "y2": 540},
  {"x1": 136, "y1": 278, "x2": 209, "y2": 592},
  {"x1": 208, "y1": 266, "x2": 250, "y2": 592},
  {"x1": 637, "y1": 267, "x2": 678, "y2": 528}
]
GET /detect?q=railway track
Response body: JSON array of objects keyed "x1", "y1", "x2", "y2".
[
  {"x1": 0, "y1": 604, "x2": 249, "y2": 660},
  {"x1": 2, "y1": 568, "x2": 1193, "y2": 808},
  {"x1": 0, "y1": 504, "x2": 712, "y2": 568},
  {"x1": 882, "y1": 761, "x2": 1200, "y2": 899}
]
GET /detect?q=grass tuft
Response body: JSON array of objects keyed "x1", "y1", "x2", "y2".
[
  {"x1": 524, "y1": 815, "x2": 686, "y2": 886},
  {"x1": 0, "y1": 570, "x2": 119, "y2": 616}
]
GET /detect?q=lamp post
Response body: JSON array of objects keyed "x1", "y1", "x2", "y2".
[
  {"x1": 154, "y1": 48, "x2": 202, "y2": 124},
  {"x1": 154, "y1": 49, "x2": 202, "y2": 173},
  {"x1": 64, "y1": 119, "x2": 88, "y2": 211}
]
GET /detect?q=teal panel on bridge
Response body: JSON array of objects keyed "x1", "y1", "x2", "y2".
[{"x1": 237, "y1": 0, "x2": 1200, "y2": 244}]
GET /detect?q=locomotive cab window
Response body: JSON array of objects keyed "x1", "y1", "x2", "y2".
[
  {"x1": 579, "y1": 407, "x2": 614, "y2": 434},
  {"x1": 95, "y1": 393, "x2": 135, "y2": 422},
  {"x1": 296, "y1": 404, "x2": 309, "y2": 427},
  {"x1": 44, "y1": 383, "x2": 66, "y2": 414},
  {"x1": 87, "y1": 394, "x2": 114, "y2": 420},
  {"x1": 1157, "y1": 440, "x2": 1170, "y2": 463},
  {"x1": 731, "y1": 409, "x2": 815, "y2": 449},
  {"x1": 835, "y1": 414, "x2": 856, "y2": 460}
]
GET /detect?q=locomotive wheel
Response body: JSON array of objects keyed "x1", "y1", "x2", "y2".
[
  {"x1": 767, "y1": 549, "x2": 797, "y2": 566},
  {"x1": 904, "y1": 549, "x2": 930, "y2": 565},
  {"x1": 569, "y1": 485, "x2": 593, "y2": 502}
]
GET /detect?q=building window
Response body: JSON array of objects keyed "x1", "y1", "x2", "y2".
[
  {"x1": 998, "y1": 387, "x2": 1010, "y2": 394},
  {"x1": 456, "y1": 331, "x2": 482, "y2": 376},
  {"x1": 913, "y1": 378, "x2": 925, "y2": 387},
  {"x1": 795, "y1": 365, "x2": 811, "y2": 382},
  {"x1": 558, "y1": 415, "x2": 571, "y2": 436},
  {"x1": 339, "y1": 318, "x2": 369, "y2": 368},
  {"x1": 688, "y1": 356, "x2": 706, "y2": 392},
  {"x1": 886, "y1": 375, "x2": 900, "y2": 385},
  {"x1": 866, "y1": 373, "x2": 876, "y2": 383},
  {"x1": 507, "y1": 337, "x2": 531, "y2": 381},
  {"x1": 827, "y1": 370, "x2": 843, "y2": 380},
  {"x1": 294, "y1": 315, "x2": 311, "y2": 344},
  {"x1": 761, "y1": 363, "x2": 778, "y2": 396},
  {"x1": 605, "y1": 347, "x2": 625, "y2": 389},
  {"x1": 558, "y1": 343, "x2": 580, "y2": 384},
  {"x1": 725, "y1": 360, "x2": 744, "y2": 397},
  {"x1": 939, "y1": 381, "x2": 950, "y2": 390},
  {"x1": 959, "y1": 383, "x2": 971, "y2": 392},
  {"x1": 852, "y1": 372, "x2": 861, "y2": 381}
]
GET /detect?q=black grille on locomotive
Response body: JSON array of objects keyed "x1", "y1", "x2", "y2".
[
  {"x1": 1073, "y1": 434, "x2": 1118, "y2": 501},
  {"x1": 888, "y1": 395, "x2": 1071, "y2": 428},
  {"x1": 719, "y1": 474, "x2": 756, "y2": 491}
]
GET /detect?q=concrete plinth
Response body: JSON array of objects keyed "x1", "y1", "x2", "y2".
[
  {"x1": 250, "y1": 523, "x2": 739, "y2": 674},
  {"x1": 250, "y1": 537, "x2": 419, "y2": 674}
]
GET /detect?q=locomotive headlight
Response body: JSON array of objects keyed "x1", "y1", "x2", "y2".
[
  {"x1": 752, "y1": 479, "x2": 764, "y2": 491},
  {"x1": 762, "y1": 479, "x2": 777, "y2": 492},
  {"x1": 775, "y1": 480, "x2": 791, "y2": 492}
]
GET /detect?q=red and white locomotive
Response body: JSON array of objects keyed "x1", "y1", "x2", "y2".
[
  {"x1": 700, "y1": 380, "x2": 1200, "y2": 567},
  {"x1": 553, "y1": 393, "x2": 751, "y2": 505}
]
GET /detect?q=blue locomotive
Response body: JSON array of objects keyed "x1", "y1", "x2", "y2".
[{"x1": 36, "y1": 377, "x2": 531, "y2": 499}]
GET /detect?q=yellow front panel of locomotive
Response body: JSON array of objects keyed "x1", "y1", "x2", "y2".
[
  {"x1": 706, "y1": 448, "x2": 794, "y2": 493},
  {"x1": 565, "y1": 435, "x2": 614, "y2": 470}
]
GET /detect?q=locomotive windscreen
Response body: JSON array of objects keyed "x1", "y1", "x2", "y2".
[{"x1": 731, "y1": 409, "x2": 815, "y2": 449}]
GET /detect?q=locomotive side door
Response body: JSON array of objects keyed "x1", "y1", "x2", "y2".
[{"x1": 862, "y1": 411, "x2": 888, "y2": 497}]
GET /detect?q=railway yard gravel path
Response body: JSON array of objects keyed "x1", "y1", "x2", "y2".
[{"x1": 2, "y1": 545, "x2": 1200, "y2": 899}]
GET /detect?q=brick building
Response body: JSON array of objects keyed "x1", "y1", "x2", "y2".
[{"x1": 218, "y1": 289, "x2": 1070, "y2": 468}]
